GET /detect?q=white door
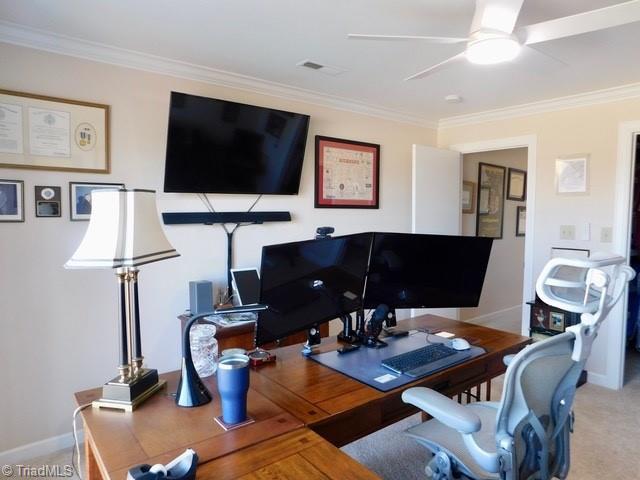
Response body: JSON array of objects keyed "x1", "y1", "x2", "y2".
[{"x1": 406, "y1": 144, "x2": 462, "y2": 320}]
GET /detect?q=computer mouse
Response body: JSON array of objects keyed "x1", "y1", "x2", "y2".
[{"x1": 448, "y1": 338, "x2": 471, "y2": 351}]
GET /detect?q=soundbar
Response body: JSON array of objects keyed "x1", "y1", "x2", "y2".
[{"x1": 162, "y1": 211, "x2": 291, "y2": 225}]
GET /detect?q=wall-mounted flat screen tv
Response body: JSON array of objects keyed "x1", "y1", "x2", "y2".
[{"x1": 164, "y1": 92, "x2": 310, "y2": 194}]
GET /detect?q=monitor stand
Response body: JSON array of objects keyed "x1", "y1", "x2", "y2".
[
  {"x1": 337, "y1": 314, "x2": 358, "y2": 344},
  {"x1": 301, "y1": 324, "x2": 322, "y2": 356}
]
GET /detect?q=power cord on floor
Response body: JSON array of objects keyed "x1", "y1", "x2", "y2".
[{"x1": 72, "y1": 403, "x2": 91, "y2": 480}]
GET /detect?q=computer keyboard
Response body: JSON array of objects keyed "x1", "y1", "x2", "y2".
[{"x1": 381, "y1": 343, "x2": 472, "y2": 378}]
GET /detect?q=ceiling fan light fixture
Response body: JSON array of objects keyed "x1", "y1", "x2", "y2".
[{"x1": 466, "y1": 36, "x2": 521, "y2": 65}]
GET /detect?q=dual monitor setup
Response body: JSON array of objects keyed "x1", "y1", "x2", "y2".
[{"x1": 254, "y1": 232, "x2": 494, "y2": 370}]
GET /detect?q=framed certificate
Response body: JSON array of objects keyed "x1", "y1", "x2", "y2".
[
  {"x1": 315, "y1": 136, "x2": 380, "y2": 208},
  {"x1": 0, "y1": 89, "x2": 110, "y2": 173}
]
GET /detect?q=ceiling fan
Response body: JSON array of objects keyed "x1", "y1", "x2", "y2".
[{"x1": 348, "y1": 0, "x2": 640, "y2": 80}]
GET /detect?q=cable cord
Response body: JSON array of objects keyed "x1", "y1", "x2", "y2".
[{"x1": 72, "y1": 403, "x2": 91, "y2": 480}]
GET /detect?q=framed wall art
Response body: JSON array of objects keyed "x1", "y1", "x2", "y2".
[
  {"x1": 516, "y1": 206, "x2": 526, "y2": 237},
  {"x1": 0, "y1": 179, "x2": 24, "y2": 222},
  {"x1": 0, "y1": 89, "x2": 110, "y2": 173},
  {"x1": 462, "y1": 180, "x2": 476, "y2": 214},
  {"x1": 555, "y1": 155, "x2": 588, "y2": 194},
  {"x1": 69, "y1": 181, "x2": 124, "y2": 221},
  {"x1": 35, "y1": 185, "x2": 61, "y2": 217},
  {"x1": 507, "y1": 168, "x2": 526, "y2": 201},
  {"x1": 315, "y1": 135, "x2": 379, "y2": 208},
  {"x1": 476, "y1": 162, "x2": 506, "y2": 239}
]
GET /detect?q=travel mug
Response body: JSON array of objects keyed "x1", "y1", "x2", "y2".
[{"x1": 216, "y1": 354, "x2": 250, "y2": 424}]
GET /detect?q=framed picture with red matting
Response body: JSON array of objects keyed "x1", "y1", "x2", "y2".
[{"x1": 315, "y1": 136, "x2": 379, "y2": 209}]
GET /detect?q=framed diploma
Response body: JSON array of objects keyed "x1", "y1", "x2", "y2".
[
  {"x1": 0, "y1": 89, "x2": 109, "y2": 173},
  {"x1": 315, "y1": 136, "x2": 380, "y2": 209}
]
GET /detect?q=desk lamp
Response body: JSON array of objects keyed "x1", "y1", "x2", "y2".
[{"x1": 65, "y1": 189, "x2": 179, "y2": 411}]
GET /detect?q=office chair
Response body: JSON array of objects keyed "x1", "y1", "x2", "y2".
[{"x1": 401, "y1": 254, "x2": 635, "y2": 480}]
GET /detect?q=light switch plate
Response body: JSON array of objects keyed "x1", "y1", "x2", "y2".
[{"x1": 601, "y1": 226, "x2": 613, "y2": 243}]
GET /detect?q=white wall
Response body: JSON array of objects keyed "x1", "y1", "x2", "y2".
[
  {"x1": 461, "y1": 148, "x2": 527, "y2": 323},
  {"x1": 440, "y1": 99, "x2": 640, "y2": 388},
  {"x1": 0, "y1": 42, "x2": 437, "y2": 452}
]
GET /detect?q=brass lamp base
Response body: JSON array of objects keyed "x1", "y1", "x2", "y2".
[{"x1": 92, "y1": 369, "x2": 166, "y2": 412}]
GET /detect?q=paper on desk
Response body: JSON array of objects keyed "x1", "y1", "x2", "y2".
[
  {"x1": 435, "y1": 331, "x2": 455, "y2": 338},
  {"x1": 373, "y1": 373, "x2": 398, "y2": 384}
]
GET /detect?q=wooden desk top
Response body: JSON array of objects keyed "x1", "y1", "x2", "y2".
[
  {"x1": 77, "y1": 315, "x2": 528, "y2": 478},
  {"x1": 249, "y1": 315, "x2": 529, "y2": 444},
  {"x1": 75, "y1": 371, "x2": 303, "y2": 480},
  {"x1": 196, "y1": 428, "x2": 379, "y2": 480}
]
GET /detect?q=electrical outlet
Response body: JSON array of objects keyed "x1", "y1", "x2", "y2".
[
  {"x1": 601, "y1": 226, "x2": 613, "y2": 243},
  {"x1": 560, "y1": 225, "x2": 576, "y2": 240}
]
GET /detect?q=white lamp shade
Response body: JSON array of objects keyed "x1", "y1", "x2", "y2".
[{"x1": 65, "y1": 189, "x2": 179, "y2": 269}]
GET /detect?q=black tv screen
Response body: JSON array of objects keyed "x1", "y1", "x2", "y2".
[
  {"x1": 255, "y1": 233, "x2": 373, "y2": 346},
  {"x1": 164, "y1": 92, "x2": 310, "y2": 194},
  {"x1": 364, "y1": 233, "x2": 493, "y2": 309}
]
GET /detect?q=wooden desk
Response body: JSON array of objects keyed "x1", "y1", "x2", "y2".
[{"x1": 77, "y1": 315, "x2": 529, "y2": 479}]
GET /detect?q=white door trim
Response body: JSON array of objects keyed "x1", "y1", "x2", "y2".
[
  {"x1": 610, "y1": 121, "x2": 640, "y2": 389},
  {"x1": 448, "y1": 135, "x2": 537, "y2": 337}
]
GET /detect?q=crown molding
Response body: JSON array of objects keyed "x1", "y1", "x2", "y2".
[
  {"x1": 0, "y1": 21, "x2": 437, "y2": 129},
  {"x1": 439, "y1": 82, "x2": 640, "y2": 129}
]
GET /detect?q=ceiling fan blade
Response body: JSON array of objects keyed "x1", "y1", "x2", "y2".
[
  {"x1": 404, "y1": 52, "x2": 466, "y2": 81},
  {"x1": 347, "y1": 34, "x2": 467, "y2": 44},
  {"x1": 470, "y1": 0, "x2": 525, "y2": 34},
  {"x1": 519, "y1": 0, "x2": 640, "y2": 45}
]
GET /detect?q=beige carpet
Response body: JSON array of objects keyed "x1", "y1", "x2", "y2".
[{"x1": 9, "y1": 350, "x2": 640, "y2": 480}]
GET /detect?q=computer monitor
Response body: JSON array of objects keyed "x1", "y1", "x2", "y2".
[
  {"x1": 230, "y1": 268, "x2": 261, "y2": 305},
  {"x1": 363, "y1": 232, "x2": 493, "y2": 310},
  {"x1": 255, "y1": 233, "x2": 373, "y2": 346}
]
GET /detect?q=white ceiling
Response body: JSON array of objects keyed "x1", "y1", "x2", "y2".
[{"x1": 1, "y1": 0, "x2": 639, "y2": 123}]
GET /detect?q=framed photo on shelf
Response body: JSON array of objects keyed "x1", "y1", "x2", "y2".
[
  {"x1": 69, "y1": 181, "x2": 124, "y2": 221},
  {"x1": 462, "y1": 181, "x2": 476, "y2": 214},
  {"x1": 507, "y1": 168, "x2": 526, "y2": 201},
  {"x1": 550, "y1": 311, "x2": 565, "y2": 332},
  {"x1": 476, "y1": 162, "x2": 506, "y2": 239},
  {"x1": 516, "y1": 206, "x2": 526, "y2": 237},
  {"x1": 0, "y1": 89, "x2": 110, "y2": 173},
  {"x1": 34, "y1": 185, "x2": 61, "y2": 218},
  {"x1": 0, "y1": 179, "x2": 24, "y2": 222},
  {"x1": 315, "y1": 135, "x2": 380, "y2": 208}
]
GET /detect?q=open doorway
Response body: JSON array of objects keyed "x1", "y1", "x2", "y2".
[
  {"x1": 625, "y1": 134, "x2": 640, "y2": 384},
  {"x1": 461, "y1": 148, "x2": 527, "y2": 334}
]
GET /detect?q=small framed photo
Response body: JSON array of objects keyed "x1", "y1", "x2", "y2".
[
  {"x1": 0, "y1": 179, "x2": 24, "y2": 222},
  {"x1": 507, "y1": 168, "x2": 526, "y2": 201},
  {"x1": 35, "y1": 185, "x2": 61, "y2": 217},
  {"x1": 69, "y1": 181, "x2": 124, "y2": 221},
  {"x1": 462, "y1": 181, "x2": 476, "y2": 214},
  {"x1": 556, "y1": 155, "x2": 589, "y2": 194},
  {"x1": 550, "y1": 311, "x2": 565, "y2": 332},
  {"x1": 516, "y1": 206, "x2": 526, "y2": 237},
  {"x1": 532, "y1": 306, "x2": 548, "y2": 330}
]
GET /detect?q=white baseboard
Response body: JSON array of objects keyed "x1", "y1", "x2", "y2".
[
  {"x1": 0, "y1": 430, "x2": 83, "y2": 465},
  {"x1": 464, "y1": 305, "x2": 522, "y2": 326},
  {"x1": 584, "y1": 371, "x2": 618, "y2": 390}
]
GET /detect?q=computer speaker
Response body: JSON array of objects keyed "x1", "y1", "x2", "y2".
[{"x1": 189, "y1": 281, "x2": 213, "y2": 316}]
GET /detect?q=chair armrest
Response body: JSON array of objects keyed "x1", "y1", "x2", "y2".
[
  {"x1": 402, "y1": 387, "x2": 481, "y2": 434},
  {"x1": 503, "y1": 354, "x2": 515, "y2": 366}
]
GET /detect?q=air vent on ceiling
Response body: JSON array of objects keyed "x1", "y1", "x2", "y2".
[{"x1": 296, "y1": 59, "x2": 346, "y2": 76}]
